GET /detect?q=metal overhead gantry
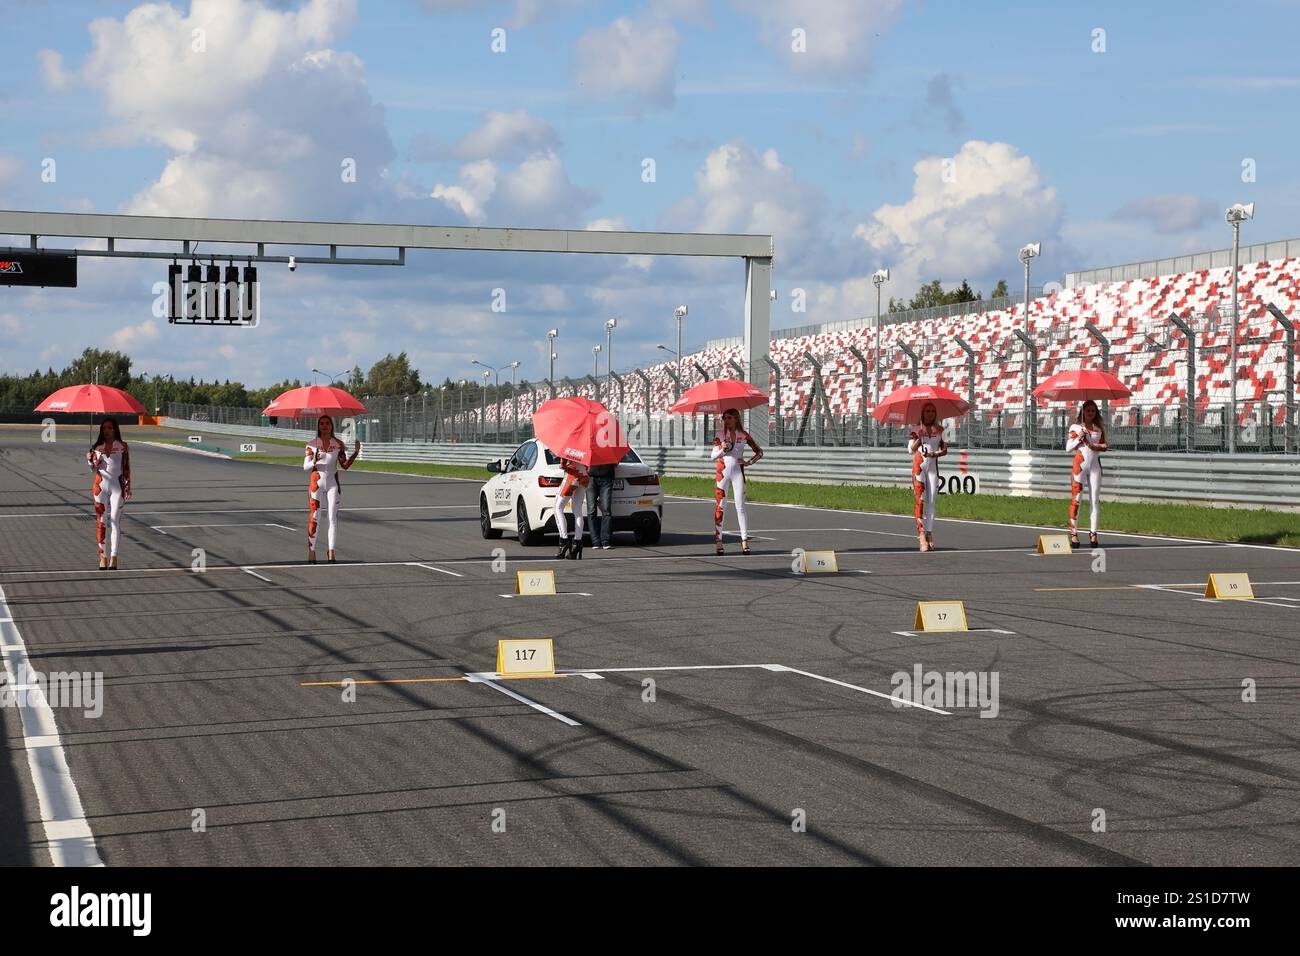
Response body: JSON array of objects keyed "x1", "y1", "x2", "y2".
[{"x1": 0, "y1": 209, "x2": 776, "y2": 443}]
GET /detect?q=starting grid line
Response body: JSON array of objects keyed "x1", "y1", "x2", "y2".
[
  {"x1": 300, "y1": 662, "x2": 953, "y2": 724},
  {"x1": 0, "y1": 585, "x2": 102, "y2": 867}
]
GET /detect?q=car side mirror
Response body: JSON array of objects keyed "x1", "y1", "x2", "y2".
[{"x1": 487, "y1": 460, "x2": 502, "y2": 473}]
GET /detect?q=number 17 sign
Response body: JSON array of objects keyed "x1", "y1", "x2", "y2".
[{"x1": 496, "y1": 639, "x2": 556, "y2": 677}]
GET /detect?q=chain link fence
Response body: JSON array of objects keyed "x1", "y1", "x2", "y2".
[{"x1": 167, "y1": 298, "x2": 1298, "y2": 454}]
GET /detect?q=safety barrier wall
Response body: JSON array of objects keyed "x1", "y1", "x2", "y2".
[
  {"x1": 355, "y1": 439, "x2": 1300, "y2": 511},
  {"x1": 160, "y1": 417, "x2": 316, "y2": 441}
]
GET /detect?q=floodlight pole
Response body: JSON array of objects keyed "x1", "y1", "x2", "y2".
[
  {"x1": 1168, "y1": 312, "x2": 1196, "y2": 453},
  {"x1": 1267, "y1": 304, "x2": 1295, "y2": 454},
  {"x1": 954, "y1": 335, "x2": 977, "y2": 446},
  {"x1": 1012, "y1": 327, "x2": 1037, "y2": 449}
]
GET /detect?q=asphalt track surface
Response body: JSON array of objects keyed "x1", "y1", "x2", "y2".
[{"x1": 2, "y1": 426, "x2": 1298, "y2": 867}]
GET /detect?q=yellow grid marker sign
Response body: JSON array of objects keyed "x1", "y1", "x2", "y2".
[
  {"x1": 1204, "y1": 573, "x2": 1254, "y2": 600},
  {"x1": 514, "y1": 570, "x2": 557, "y2": 595},
  {"x1": 914, "y1": 601, "x2": 969, "y2": 632},
  {"x1": 1037, "y1": 534, "x2": 1072, "y2": 555},
  {"x1": 800, "y1": 550, "x2": 838, "y2": 573},
  {"x1": 496, "y1": 639, "x2": 556, "y2": 677}
]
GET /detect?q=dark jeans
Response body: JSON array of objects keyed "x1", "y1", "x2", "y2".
[{"x1": 587, "y1": 475, "x2": 614, "y2": 545}]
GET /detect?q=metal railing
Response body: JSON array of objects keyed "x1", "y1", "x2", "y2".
[{"x1": 1066, "y1": 236, "x2": 1300, "y2": 288}]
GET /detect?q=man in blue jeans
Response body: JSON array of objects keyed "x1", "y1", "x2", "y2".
[{"x1": 586, "y1": 462, "x2": 616, "y2": 549}]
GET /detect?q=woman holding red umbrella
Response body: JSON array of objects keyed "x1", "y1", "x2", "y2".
[
  {"x1": 303, "y1": 415, "x2": 360, "y2": 564},
  {"x1": 1032, "y1": 370, "x2": 1128, "y2": 549},
  {"x1": 554, "y1": 458, "x2": 590, "y2": 560},
  {"x1": 909, "y1": 402, "x2": 948, "y2": 552},
  {"x1": 873, "y1": 383, "x2": 970, "y2": 553},
  {"x1": 86, "y1": 417, "x2": 131, "y2": 570},
  {"x1": 711, "y1": 407, "x2": 764, "y2": 555},
  {"x1": 1066, "y1": 400, "x2": 1108, "y2": 548}
]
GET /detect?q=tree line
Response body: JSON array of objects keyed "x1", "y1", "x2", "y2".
[
  {"x1": 889, "y1": 278, "x2": 1010, "y2": 314},
  {"x1": 0, "y1": 348, "x2": 525, "y2": 413}
]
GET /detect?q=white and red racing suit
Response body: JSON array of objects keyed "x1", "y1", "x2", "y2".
[
  {"x1": 555, "y1": 460, "x2": 590, "y2": 542},
  {"x1": 1067, "y1": 424, "x2": 1105, "y2": 535},
  {"x1": 909, "y1": 424, "x2": 946, "y2": 535},
  {"x1": 90, "y1": 440, "x2": 131, "y2": 558},
  {"x1": 304, "y1": 437, "x2": 354, "y2": 551},
  {"x1": 711, "y1": 428, "x2": 762, "y2": 543}
]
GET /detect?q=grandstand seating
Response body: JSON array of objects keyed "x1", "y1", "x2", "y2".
[{"x1": 483, "y1": 257, "x2": 1300, "y2": 430}]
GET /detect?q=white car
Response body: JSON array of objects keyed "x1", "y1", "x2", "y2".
[{"x1": 480, "y1": 438, "x2": 663, "y2": 545}]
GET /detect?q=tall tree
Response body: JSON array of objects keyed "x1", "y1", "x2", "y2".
[{"x1": 364, "y1": 352, "x2": 421, "y2": 395}]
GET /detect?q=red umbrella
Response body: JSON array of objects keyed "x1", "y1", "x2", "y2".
[
  {"x1": 262, "y1": 385, "x2": 366, "y2": 419},
  {"x1": 667, "y1": 379, "x2": 768, "y2": 416},
  {"x1": 532, "y1": 397, "x2": 629, "y2": 466},
  {"x1": 36, "y1": 384, "x2": 146, "y2": 415},
  {"x1": 872, "y1": 384, "x2": 970, "y2": 425},
  {"x1": 1033, "y1": 369, "x2": 1131, "y2": 404}
]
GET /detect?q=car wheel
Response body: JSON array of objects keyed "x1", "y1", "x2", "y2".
[
  {"x1": 517, "y1": 498, "x2": 543, "y2": 546},
  {"x1": 633, "y1": 514, "x2": 661, "y2": 545},
  {"x1": 480, "y1": 495, "x2": 502, "y2": 539}
]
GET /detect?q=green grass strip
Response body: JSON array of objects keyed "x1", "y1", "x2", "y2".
[{"x1": 235, "y1": 455, "x2": 1300, "y2": 548}]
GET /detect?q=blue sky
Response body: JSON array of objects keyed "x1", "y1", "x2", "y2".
[{"x1": 2, "y1": 0, "x2": 1297, "y2": 387}]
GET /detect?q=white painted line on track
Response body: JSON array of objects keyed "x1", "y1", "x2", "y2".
[
  {"x1": 891, "y1": 628, "x2": 1017, "y2": 638},
  {"x1": 0, "y1": 585, "x2": 102, "y2": 867},
  {"x1": 150, "y1": 523, "x2": 299, "y2": 532},
  {"x1": 566, "y1": 662, "x2": 949, "y2": 715},
  {"x1": 0, "y1": 505, "x2": 477, "y2": 519},
  {"x1": 463, "y1": 672, "x2": 581, "y2": 726},
  {"x1": 498, "y1": 592, "x2": 593, "y2": 599},
  {"x1": 241, "y1": 567, "x2": 272, "y2": 583},
  {"x1": 411, "y1": 562, "x2": 464, "y2": 578}
]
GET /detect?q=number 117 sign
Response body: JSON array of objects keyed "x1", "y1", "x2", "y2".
[{"x1": 496, "y1": 639, "x2": 556, "y2": 677}]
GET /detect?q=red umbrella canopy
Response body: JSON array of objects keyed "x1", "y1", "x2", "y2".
[
  {"x1": 667, "y1": 379, "x2": 769, "y2": 416},
  {"x1": 35, "y1": 384, "x2": 146, "y2": 415},
  {"x1": 871, "y1": 384, "x2": 970, "y2": 425},
  {"x1": 532, "y1": 397, "x2": 629, "y2": 467},
  {"x1": 262, "y1": 385, "x2": 366, "y2": 419},
  {"x1": 1033, "y1": 369, "x2": 1131, "y2": 404}
]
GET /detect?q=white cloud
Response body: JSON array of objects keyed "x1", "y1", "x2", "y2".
[
  {"x1": 64, "y1": 0, "x2": 395, "y2": 220},
  {"x1": 413, "y1": 109, "x2": 559, "y2": 162},
  {"x1": 853, "y1": 140, "x2": 1063, "y2": 295},
  {"x1": 431, "y1": 159, "x2": 497, "y2": 223},
  {"x1": 37, "y1": 49, "x2": 72, "y2": 92},
  {"x1": 733, "y1": 0, "x2": 902, "y2": 74},
  {"x1": 111, "y1": 319, "x2": 161, "y2": 350},
  {"x1": 1112, "y1": 194, "x2": 1218, "y2": 235},
  {"x1": 0, "y1": 154, "x2": 22, "y2": 185},
  {"x1": 664, "y1": 141, "x2": 822, "y2": 264},
  {"x1": 575, "y1": 13, "x2": 679, "y2": 109},
  {"x1": 430, "y1": 150, "x2": 595, "y2": 226}
]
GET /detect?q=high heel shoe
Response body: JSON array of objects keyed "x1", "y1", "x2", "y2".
[
  {"x1": 556, "y1": 538, "x2": 571, "y2": 560},
  {"x1": 1068, "y1": 532, "x2": 1080, "y2": 550},
  {"x1": 1089, "y1": 532, "x2": 1099, "y2": 548},
  {"x1": 328, "y1": 550, "x2": 337, "y2": 564},
  {"x1": 715, "y1": 534, "x2": 725, "y2": 556},
  {"x1": 307, "y1": 548, "x2": 317, "y2": 565},
  {"x1": 98, "y1": 555, "x2": 107, "y2": 571},
  {"x1": 108, "y1": 556, "x2": 118, "y2": 571},
  {"x1": 741, "y1": 539, "x2": 751, "y2": 555},
  {"x1": 925, "y1": 532, "x2": 934, "y2": 552},
  {"x1": 917, "y1": 532, "x2": 929, "y2": 552},
  {"x1": 568, "y1": 541, "x2": 583, "y2": 560}
]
